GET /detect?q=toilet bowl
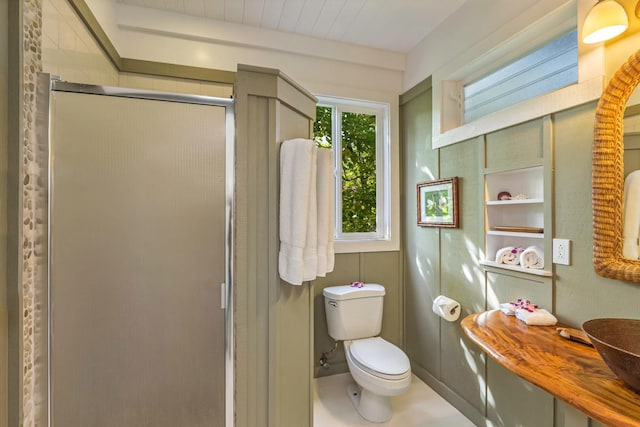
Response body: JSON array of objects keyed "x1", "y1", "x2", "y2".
[
  {"x1": 344, "y1": 338, "x2": 411, "y2": 422},
  {"x1": 323, "y1": 283, "x2": 411, "y2": 423}
]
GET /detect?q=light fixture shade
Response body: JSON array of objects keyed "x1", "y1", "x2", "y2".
[{"x1": 583, "y1": 0, "x2": 629, "y2": 44}]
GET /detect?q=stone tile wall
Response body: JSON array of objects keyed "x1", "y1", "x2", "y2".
[{"x1": 21, "y1": 1, "x2": 43, "y2": 425}]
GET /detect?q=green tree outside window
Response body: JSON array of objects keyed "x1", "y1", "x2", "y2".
[{"x1": 314, "y1": 106, "x2": 377, "y2": 233}]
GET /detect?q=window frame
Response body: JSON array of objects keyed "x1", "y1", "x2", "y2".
[
  {"x1": 315, "y1": 96, "x2": 391, "y2": 245},
  {"x1": 431, "y1": 2, "x2": 603, "y2": 148}
]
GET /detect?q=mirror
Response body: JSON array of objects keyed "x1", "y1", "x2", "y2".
[
  {"x1": 623, "y1": 88, "x2": 640, "y2": 252},
  {"x1": 593, "y1": 48, "x2": 640, "y2": 281},
  {"x1": 622, "y1": 102, "x2": 640, "y2": 260}
]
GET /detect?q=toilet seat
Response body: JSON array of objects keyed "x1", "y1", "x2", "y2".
[{"x1": 348, "y1": 337, "x2": 410, "y2": 380}]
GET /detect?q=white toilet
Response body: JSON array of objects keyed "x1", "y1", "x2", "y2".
[{"x1": 323, "y1": 283, "x2": 411, "y2": 423}]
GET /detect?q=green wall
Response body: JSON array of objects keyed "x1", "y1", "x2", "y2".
[
  {"x1": 553, "y1": 103, "x2": 640, "y2": 324},
  {"x1": 234, "y1": 66, "x2": 320, "y2": 427},
  {"x1": 399, "y1": 75, "x2": 638, "y2": 426},
  {"x1": 0, "y1": 0, "x2": 8, "y2": 425}
]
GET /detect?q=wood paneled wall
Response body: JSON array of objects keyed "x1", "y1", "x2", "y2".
[
  {"x1": 234, "y1": 65, "x2": 318, "y2": 427},
  {"x1": 399, "y1": 78, "x2": 613, "y2": 427},
  {"x1": 0, "y1": 0, "x2": 8, "y2": 425}
]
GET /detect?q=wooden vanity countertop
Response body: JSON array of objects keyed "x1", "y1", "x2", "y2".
[{"x1": 461, "y1": 310, "x2": 640, "y2": 427}]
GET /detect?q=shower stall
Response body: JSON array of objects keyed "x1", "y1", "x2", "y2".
[
  {"x1": 19, "y1": 65, "x2": 318, "y2": 427},
  {"x1": 36, "y1": 74, "x2": 234, "y2": 427}
]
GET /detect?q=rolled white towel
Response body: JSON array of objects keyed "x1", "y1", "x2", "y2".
[
  {"x1": 520, "y1": 246, "x2": 544, "y2": 269},
  {"x1": 515, "y1": 308, "x2": 557, "y2": 326},
  {"x1": 495, "y1": 246, "x2": 523, "y2": 265}
]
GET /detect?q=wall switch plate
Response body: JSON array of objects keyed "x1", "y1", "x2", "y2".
[{"x1": 553, "y1": 238, "x2": 570, "y2": 265}]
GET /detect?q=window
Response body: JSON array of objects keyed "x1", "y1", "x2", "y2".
[
  {"x1": 431, "y1": 4, "x2": 603, "y2": 149},
  {"x1": 313, "y1": 97, "x2": 390, "y2": 243},
  {"x1": 463, "y1": 29, "x2": 578, "y2": 123}
]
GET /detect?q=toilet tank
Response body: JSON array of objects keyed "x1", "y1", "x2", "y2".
[{"x1": 323, "y1": 284, "x2": 385, "y2": 341}]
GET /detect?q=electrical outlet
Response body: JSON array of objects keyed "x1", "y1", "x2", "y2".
[{"x1": 553, "y1": 238, "x2": 570, "y2": 265}]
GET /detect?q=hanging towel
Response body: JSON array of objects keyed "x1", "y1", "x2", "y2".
[
  {"x1": 316, "y1": 148, "x2": 335, "y2": 277},
  {"x1": 520, "y1": 246, "x2": 544, "y2": 269},
  {"x1": 302, "y1": 154, "x2": 319, "y2": 282},
  {"x1": 495, "y1": 246, "x2": 523, "y2": 265},
  {"x1": 279, "y1": 138, "x2": 317, "y2": 285},
  {"x1": 623, "y1": 170, "x2": 640, "y2": 259}
]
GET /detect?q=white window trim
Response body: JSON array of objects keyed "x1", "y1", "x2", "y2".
[
  {"x1": 435, "y1": 77, "x2": 602, "y2": 148},
  {"x1": 432, "y1": 0, "x2": 604, "y2": 148},
  {"x1": 316, "y1": 96, "x2": 398, "y2": 253}
]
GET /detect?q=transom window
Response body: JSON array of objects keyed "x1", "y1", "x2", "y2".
[{"x1": 463, "y1": 28, "x2": 578, "y2": 123}]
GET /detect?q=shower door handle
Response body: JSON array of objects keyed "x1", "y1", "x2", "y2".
[{"x1": 220, "y1": 282, "x2": 227, "y2": 310}]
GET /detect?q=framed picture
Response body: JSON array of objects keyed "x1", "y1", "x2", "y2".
[{"x1": 417, "y1": 177, "x2": 459, "y2": 228}]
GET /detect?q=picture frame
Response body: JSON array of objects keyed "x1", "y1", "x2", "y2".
[{"x1": 417, "y1": 177, "x2": 459, "y2": 228}]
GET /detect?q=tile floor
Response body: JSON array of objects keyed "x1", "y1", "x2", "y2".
[{"x1": 313, "y1": 373, "x2": 475, "y2": 427}]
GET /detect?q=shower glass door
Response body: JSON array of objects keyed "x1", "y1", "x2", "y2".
[{"x1": 48, "y1": 88, "x2": 229, "y2": 427}]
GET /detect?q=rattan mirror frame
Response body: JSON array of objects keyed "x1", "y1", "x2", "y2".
[{"x1": 593, "y1": 48, "x2": 640, "y2": 282}]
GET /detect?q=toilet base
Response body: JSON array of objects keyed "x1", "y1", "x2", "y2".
[{"x1": 347, "y1": 383, "x2": 392, "y2": 423}]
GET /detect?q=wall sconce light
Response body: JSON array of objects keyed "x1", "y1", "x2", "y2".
[{"x1": 582, "y1": 0, "x2": 629, "y2": 44}]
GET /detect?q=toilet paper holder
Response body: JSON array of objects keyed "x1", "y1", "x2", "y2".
[{"x1": 432, "y1": 295, "x2": 461, "y2": 321}]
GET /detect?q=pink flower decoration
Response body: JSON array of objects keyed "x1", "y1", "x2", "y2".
[{"x1": 510, "y1": 298, "x2": 538, "y2": 312}]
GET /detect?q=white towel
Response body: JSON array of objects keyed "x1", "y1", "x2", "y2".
[
  {"x1": 520, "y1": 246, "x2": 544, "y2": 269},
  {"x1": 279, "y1": 138, "x2": 317, "y2": 285},
  {"x1": 302, "y1": 155, "x2": 319, "y2": 282},
  {"x1": 495, "y1": 246, "x2": 523, "y2": 265},
  {"x1": 515, "y1": 308, "x2": 557, "y2": 326},
  {"x1": 316, "y1": 148, "x2": 335, "y2": 277},
  {"x1": 500, "y1": 302, "x2": 516, "y2": 315},
  {"x1": 623, "y1": 170, "x2": 640, "y2": 259}
]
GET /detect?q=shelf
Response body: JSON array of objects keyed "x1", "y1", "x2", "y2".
[
  {"x1": 487, "y1": 230, "x2": 544, "y2": 239},
  {"x1": 484, "y1": 162, "x2": 548, "y2": 278},
  {"x1": 462, "y1": 311, "x2": 640, "y2": 427},
  {"x1": 479, "y1": 260, "x2": 552, "y2": 277},
  {"x1": 486, "y1": 198, "x2": 544, "y2": 206},
  {"x1": 485, "y1": 166, "x2": 544, "y2": 202}
]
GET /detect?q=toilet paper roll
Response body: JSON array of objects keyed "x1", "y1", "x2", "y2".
[{"x1": 432, "y1": 295, "x2": 461, "y2": 322}]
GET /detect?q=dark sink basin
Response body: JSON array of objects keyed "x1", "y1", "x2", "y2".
[{"x1": 583, "y1": 318, "x2": 640, "y2": 392}]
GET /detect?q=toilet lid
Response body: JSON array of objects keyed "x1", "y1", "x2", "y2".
[{"x1": 349, "y1": 337, "x2": 410, "y2": 378}]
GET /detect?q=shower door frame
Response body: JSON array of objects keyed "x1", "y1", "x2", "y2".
[{"x1": 35, "y1": 72, "x2": 235, "y2": 427}]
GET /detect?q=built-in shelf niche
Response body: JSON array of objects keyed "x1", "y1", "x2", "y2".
[{"x1": 483, "y1": 165, "x2": 551, "y2": 276}]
